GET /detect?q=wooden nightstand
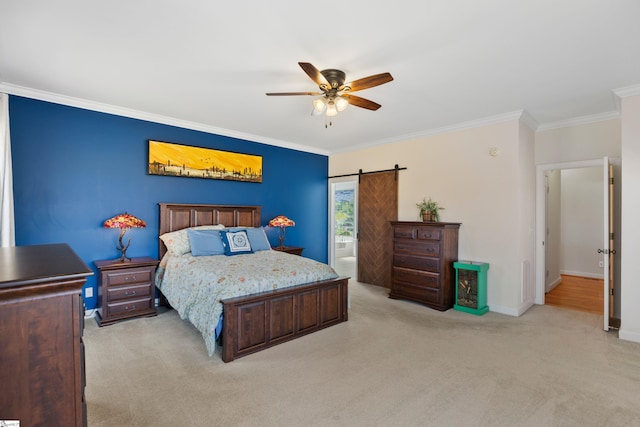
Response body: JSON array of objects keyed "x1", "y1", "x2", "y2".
[
  {"x1": 273, "y1": 246, "x2": 304, "y2": 256},
  {"x1": 94, "y1": 257, "x2": 159, "y2": 326}
]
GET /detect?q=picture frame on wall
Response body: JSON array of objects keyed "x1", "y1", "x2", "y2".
[{"x1": 148, "y1": 140, "x2": 262, "y2": 183}]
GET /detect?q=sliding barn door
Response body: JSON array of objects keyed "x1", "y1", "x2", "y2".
[{"x1": 357, "y1": 171, "x2": 398, "y2": 288}]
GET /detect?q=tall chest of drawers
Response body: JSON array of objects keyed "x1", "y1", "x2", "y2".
[
  {"x1": 95, "y1": 257, "x2": 159, "y2": 326},
  {"x1": 389, "y1": 221, "x2": 461, "y2": 311},
  {"x1": 0, "y1": 243, "x2": 93, "y2": 426}
]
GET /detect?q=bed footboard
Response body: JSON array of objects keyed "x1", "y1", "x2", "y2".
[{"x1": 221, "y1": 277, "x2": 349, "y2": 362}]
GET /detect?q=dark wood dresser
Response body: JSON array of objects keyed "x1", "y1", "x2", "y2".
[
  {"x1": 0, "y1": 243, "x2": 93, "y2": 426},
  {"x1": 95, "y1": 257, "x2": 159, "y2": 326},
  {"x1": 389, "y1": 221, "x2": 461, "y2": 310}
]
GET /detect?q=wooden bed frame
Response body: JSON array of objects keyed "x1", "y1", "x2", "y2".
[{"x1": 158, "y1": 203, "x2": 349, "y2": 362}]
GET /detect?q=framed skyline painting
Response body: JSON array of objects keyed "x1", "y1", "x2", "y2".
[{"x1": 148, "y1": 140, "x2": 262, "y2": 183}]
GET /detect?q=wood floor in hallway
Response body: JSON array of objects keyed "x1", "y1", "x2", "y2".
[{"x1": 545, "y1": 274, "x2": 604, "y2": 315}]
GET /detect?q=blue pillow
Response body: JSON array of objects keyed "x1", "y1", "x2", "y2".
[
  {"x1": 220, "y1": 230, "x2": 253, "y2": 256},
  {"x1": 187, "y1": 229, "x2": 225, "y2": 256},
  {"x1": 246, "y1": 228, "x2": 271, "y2": 251},
  {"x1": 228, "y1": 227, "x2": 272, "y2": 251}
]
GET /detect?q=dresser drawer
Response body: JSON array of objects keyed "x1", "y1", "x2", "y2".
[
  {"x1": 393, "y1": 266, "x2": 439, "y2": 287},
  {"x1": 394, "y1": 239, "x2": 441, "y2": 257},
  {"x1": 393, "y1": 226, "x2": 442, "y2": 241},
  {"x1": 417, "y1": 228, "x2": 441, "y2": 241},
  {"x1": 391, "y1": 280, "x2": 440, "y2": 305},
  {"x1": 394, "y1": 253, "x2": 440, "y2": 272},
  {"x1": 393, "y1": 226, "x2": 417, "y2": 239},
  {"x1": 106, "y1": 268, "x2": 152, "y2": 286},
  {"x1": 106, "y1": 297, "x2": 153, "y2": 318},
  {"x1": 106, "y1": 282, "x2": 152, "y2": 302}
]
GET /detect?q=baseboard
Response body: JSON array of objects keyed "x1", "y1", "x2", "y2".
[
  {"x1": 487, "y1": 304, "x2": 519, "y2": 317},
  {"x1": 546, "y1": 276, "x2": 562, "y2": 293},
  {"x1": 560, "y1": 270, "x2": 604, "y2": 280},
  {"x1": 488, "y1": 299, "x2": 536, "y2": 317},
  {"x1": 619, "y1": 328, "x2": 640, "y2": 344}
]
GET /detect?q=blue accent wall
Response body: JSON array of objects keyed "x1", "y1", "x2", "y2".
[{"x1": 9, "y1": 96, "x2": 330, "y2": 309}]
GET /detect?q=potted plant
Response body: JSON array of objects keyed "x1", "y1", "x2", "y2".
[{"x1": 416, "y1": 197, "x2": 444, "y2": 222}]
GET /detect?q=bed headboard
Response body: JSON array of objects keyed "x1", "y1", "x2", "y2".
[{"x1": 158, "y1": 203, "x2": 261, "y2": 258}]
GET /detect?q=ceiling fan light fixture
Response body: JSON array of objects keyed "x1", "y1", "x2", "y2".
[
  {"x1": 266, "y1": 62, "x2": 393, "y2": 125},
  {"x1": 335, "y1": 96, "x2": 349, "y2": 112},
  {"x1": 326, "y1": 100, "x2": 338, "y2": 117},
  {"x1": 312, "y1": 97, "x2": 327, "y2": 113}
]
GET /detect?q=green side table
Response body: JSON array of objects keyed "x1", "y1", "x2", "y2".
[{"x1": 453, "y1": 261, "x2": 489, "y2": 315}]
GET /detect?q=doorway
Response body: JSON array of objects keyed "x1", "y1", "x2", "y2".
[
  {"x1": 535, "y1": 158, "x2": 621, "y2": 320},
  {"x1": 329, "y1": 179, "x2": 357, "y2": 278}
]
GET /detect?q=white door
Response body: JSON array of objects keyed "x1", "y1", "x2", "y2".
[{"x1": 601, "y1": 157, "x2": 611, "y2": 331}]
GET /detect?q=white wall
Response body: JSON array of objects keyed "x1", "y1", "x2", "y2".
[
  {"x1": 536, "y1": 119, "x2": 621, "y2": 163},
  {"x1": 560, "y1": 167, "x2": 604, "y2": 278},
  {"x1": 619, "y1": 92, "x2": 640, "y2": 343},
  {"x1": 330, "y1": 117, "x2": 535, "y2": 316},
  {"x1": 517, "y1": 121, "x2": 536, "y2": 310}
]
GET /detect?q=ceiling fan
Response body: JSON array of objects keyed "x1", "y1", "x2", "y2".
[{"x1": 266, "y1": 62, "x2": 393, "y2": 124}]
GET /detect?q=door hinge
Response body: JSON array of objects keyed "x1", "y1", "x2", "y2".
[
  {"x1": 610, "y1": 288, "x2": 615, "y2": 296},
  {"x1": 610, "y1": 232, "x2": 614, "y2": 240},
  {"x1": 610, "y1": 177, "x2": 615, "y2": 185}
]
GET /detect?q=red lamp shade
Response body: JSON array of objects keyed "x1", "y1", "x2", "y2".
[
  {"x1": 268, "y1": 215, "x2": 295, "y2": 228},
  {"x1": 103, "y1": 213, "x2": 146, "y2": 230},
  {"x1": 103, "y1": 213, "x2": 146, "y2": 262},
  {"x1": 268, "y1": 215, "x2": 295, "y2": 249}
]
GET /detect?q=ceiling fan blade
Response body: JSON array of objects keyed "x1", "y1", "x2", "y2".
[
  {"x1": 343, "y1": 72, "x2": 393, "y2": 92},
  {"x1": 265, "y1": 91, "x2": 322, "y2": 96},
  {"x1": 298, "y1": 62, "x2": 330, "y2": 87},
  {"x1": 341, "y1": 94, "x2": 381, "y2": 111}
]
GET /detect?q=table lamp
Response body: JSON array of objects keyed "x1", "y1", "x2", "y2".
[
  {"x1": 268, "y1": 215, "x2": 295, "y2": 249},
  {"x1": 103, "y1": 212, "x2": 146, "y2": 262}
]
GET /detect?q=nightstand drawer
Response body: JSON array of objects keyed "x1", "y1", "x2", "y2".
[
  {"x1": 106, "y1": 297, "x2": 153, "y2": 318},
  {"x1": 107, "y1": 282, "x2": 152, "y2": 302},
  {"x1": 106, "y1": 268, "x2": 152, "y2": 286}
]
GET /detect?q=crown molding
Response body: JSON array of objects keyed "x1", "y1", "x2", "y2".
[
  {"x1": 0, "y1": 83, "x2": 331, "y2": 156},
  {"x1": 518, "y1": 110, "x2": 539, "y2": 131},
  {"x1": 536, "y1": 111, "x2": 620, "y2": 132},
  {"x1": 612, "y1": 84, "x2": 640, "y2": 113},
  {"x1": 613, "y1": 84, "x2": 640, "y2": 99}
]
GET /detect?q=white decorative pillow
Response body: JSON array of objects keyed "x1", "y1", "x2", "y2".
[
  {"x1": 220, "y1": 230, "x2": 253, "y2": 256},
  {"x1": 160, "y1": 224, "x2": 225, "y2": 255},
  {"x1": 228, "y1": 227, "x2": 271, "y2": 251}
]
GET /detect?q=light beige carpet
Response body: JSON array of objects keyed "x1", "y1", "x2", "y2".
[{"x1": 84, "y1": 280, "x2": 640, "y2": 426}]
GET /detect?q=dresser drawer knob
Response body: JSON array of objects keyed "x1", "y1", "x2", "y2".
[
  {"x1": 124, "y1": 305, "x2": 136, "y2": 311},
  {"x1": 125, "y1": 275, "x2": 136, "y2": 281},
  {"x1": 124, "y1": 290, "x2": 137, "y2": 296}
]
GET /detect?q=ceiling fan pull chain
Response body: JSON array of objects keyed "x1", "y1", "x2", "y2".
[{"x1": 325, "y1": 116, "x2": 332, "y2": 128}]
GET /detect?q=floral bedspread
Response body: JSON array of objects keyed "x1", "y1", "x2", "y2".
[{"x1": 155, "y1": 250, "x2": 339, "y2": 356}]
